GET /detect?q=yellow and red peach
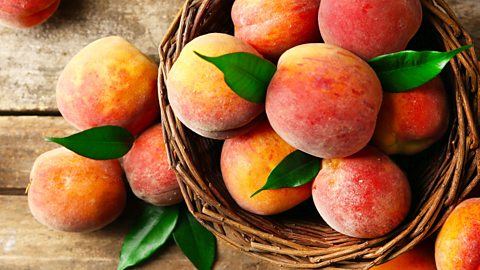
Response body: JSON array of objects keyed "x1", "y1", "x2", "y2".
[
  {"x1": 266, "y1": 43, "x2": 382, "y2": 159},
  {"x1": 312, "y1": 146, "x2": 411, "y2": 238},
  {"x1": 373, "y1": 76, "x2": 449, "y2": 155},
  {"x1": 435, "y1": 198, "x2": 480, "y2": 270},
  {"x1": 232, "y1": 0, "x2": 321, "y2": 61},
  {"x1": 319, "y1": 0, "x2": 422, "y2": 60},
  {"x1": 123, "y1": 123, "x2": 183, "y2": 206},
  {"x1": 0, "y1": 0, "x2": 60, "y2": 28},
  {"x1": 372, "y1": 238, "x2": 436, "y2": 270},
  {"x1": 28, "y1": 147, "x2": 127, "y2": 232},
  {"x1": 56, "y1": 36, "x2": 159, "y2": 135},
  {"x1": 221, "y1": 121, "x2": 312, "y2": 215},
  {"x1": 167, "y1": 33, "x2": 264, "y2": 139}
]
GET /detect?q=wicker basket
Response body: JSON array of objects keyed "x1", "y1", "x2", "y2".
[{"x1": 158, "y1": 0, "x2": 480, "y2": 268}]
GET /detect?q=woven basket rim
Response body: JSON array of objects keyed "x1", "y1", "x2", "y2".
[{"x1": 157, "y1": 0, "x2": 480, "y2": 268}]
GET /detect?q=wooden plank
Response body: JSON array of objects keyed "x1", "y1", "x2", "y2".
[
  {"x1": 0, "y1": 0, "x2": 184, "y2": 113},
  {"x1": 0, "y1": 195, "x2": 275, "y2": 270},
  {"x1": 0, "y1": 0, "x2": 478, "y2": 113},
  {"x1": 0, "y1": 116, "x2": 76, "y2": 191},
  {"x1": 447, "y1": 0, "x2": 480, "y2": 49}
]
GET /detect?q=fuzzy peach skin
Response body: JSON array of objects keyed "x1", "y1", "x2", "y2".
[
  {"x1": 56, "y1": 36, "x2": 159, "y2": 135},
  {"x1": 232, "y1": 0, "x2": 321, "y2": 61},
  {"x1": 372, "y1": 238, "x2": 436, "y2": 270},
  {"x1": 123, "y1": 123, "x2": 183, "y2": 206},
  {"x1": 373, "y1": 76, "x2": 449, "y2": 155},
  {"x1": 319, "y1": 0, "x2": 422, "y2": 60},
  {"x1": 28, "y1": 147, "x2": 127, "y2": 233},
  {"x1": 435, "y1": 198, "x2": 480, "y2": 270},
  {"x1": 167, "y1": 33, "x2": 264, "y2": 140},
  {"x1": 0, "y1": 0, "x2": 59, "y2": 28},
  {"x1": 266, "y1": 43, "x2": 382, "y2": 159},
  {"x1": 221, "y1": 121, "x2": 312, "y2": 215},
  {"x1": 312, "y1": 146, "x2": 411, "y2": 238}
]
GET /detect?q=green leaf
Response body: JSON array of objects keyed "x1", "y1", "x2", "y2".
[
  {"x1": 46, "y1": 125, "x2": 134, "y2": 160},
  {"x1": 368, "y1": 44, "x2": 473, "y2": 92},
  {"x1": 117, "y1": 204, "x2": 179, "y2": 270},
  {"x1": 251, "y1": 150, "x2": 320, "y2": 197},
  {"x1": 194, "y1": 51, "x2": 276, "y2": 104},
  {"x1": 173, "y1": 209, "x2": 216, "y2": 270}
]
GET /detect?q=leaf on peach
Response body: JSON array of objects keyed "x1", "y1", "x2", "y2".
[
  {"x1": 251, "y1": 150, "x2": 320, "y2": 197},
  {"x1": 46, "y1": 125, "x2": 134, "y2": 160},
  {"x1": 194, "y1": 51, "x2": 276, "y2": 104},
  {"x1": 368, "y1": 44, "x2": 473, "y2": 92}
]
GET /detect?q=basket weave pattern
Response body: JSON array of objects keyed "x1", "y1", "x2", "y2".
[{"x1": 158, "y1": 0, "x2": 480, "y2": 268}]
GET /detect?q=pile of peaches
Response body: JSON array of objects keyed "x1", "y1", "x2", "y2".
[
  {"x1": 166, "y1": 0, "x2": 480, "y2": 269},
  {"x1": 168, "y1": 0, "x2": 439, "y2": 235},
  {"x1": 7, "y1": 0, "x2": 477, "y2": 269},
  {"x1": 28, "y1": 36, "x2": 183, "y2": 232}
]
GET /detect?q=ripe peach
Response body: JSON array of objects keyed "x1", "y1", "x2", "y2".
[
  {"x1": 435, "y1": 198, "x2": 480, "y2": 270},
  {"x1": 123, "y1": 123, "x2": 183, "y2": 206},
  {"x1": 373, "y1": 76, "x2": 449, "y2": 155},
  {"x1": 232, "y1": 0, "x2": 321, "y2": 61},
  {"x1": 56, "y1": 36, "x2": 159, "y2": 135},
  {"x1": 312, "y1": 146, "x2": 411, "y2": 238},
  {"x1": 0, "y1": 0, "x2": 60, "y2": 28},
  {"x1": 221, "y1": 121, "x2": 312, "y2": 215},
  {"x1": 319, "y1": 0, "x2": 422, "y2": 60},
  {"x1": 167, "y1": 33, "x2": 264, "y2": 139},
  {"x1": 266, "y1": 43, "x2": 382, "y2": 159},
  {"x1": 28, "y1": 148, "x2": 127, "y2": 232},
  {"x1": 372, "y1": 239, "x2": 436, "y2": 270}
]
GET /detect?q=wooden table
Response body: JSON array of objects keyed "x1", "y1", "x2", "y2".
[{"x1": 0, "y1": 1, "x2": 478, "y2": 269}]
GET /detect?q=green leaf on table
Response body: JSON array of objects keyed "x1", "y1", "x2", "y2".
[
  {"x1": 194, "y1": 51, "x2": 276, "y2": 104},
  {"x1": 368, "y1": 44, "x2": 473, "y2": 92},
  {"x1": 251, "y1": 150, "x2": 321, "y2": 198},
  {"x1": 46, "y1": 125, "x2": 134, "y2": 160},
  {"x1": 173, "y1": 209, "x2": 216, "y2": 270},
  {"x1": 117, "y1": 204, "x2": 179, "y2": 270}
]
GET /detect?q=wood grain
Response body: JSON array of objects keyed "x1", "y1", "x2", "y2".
[
  {"x1": 446, "y1": 0, "x2": 480, "y2": 49},
  {"x1": 0, "y1": 0, "x2": 184, "y2": 113},
  {"x1": 0, "y1": 196, "x2": 274, "y2": 270},
  {"x1": 0, "y1": 116, "x2": 76, "y2": 191},
  {"x1": 0, "y1": 0, "x2": 477, "y2": 114}
]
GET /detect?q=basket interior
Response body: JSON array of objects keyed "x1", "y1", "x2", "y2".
[{"x1": 158, "y1": 0, "x2": 480, "y2": 268}]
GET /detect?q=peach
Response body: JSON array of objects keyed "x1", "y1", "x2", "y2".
[
  {"x1": 28, "y1": 147, "x2": 127, "y2": 232},
  {"x1": 0, "y1": 0, "x2": 60, "y2": 28},
  {"x1": 266, "y1": 43, "x2": 382, "y2": 159},
  {"x1": 373, "y1": 76, "x2": 449, "y2": 155},
  {"x1": 220, "y1": 121, "x2": 312, "y2": 215},
  {"x1": 123, "y1": 123, "x2": 183, "y2": 206},
  {"x1": 435, "y1": 198, "x2": 480, "y2": 270},
  {"x1": 56, "y1": 36, "x2": 159, "y2": 135},
  {"x1": 319, "y1": 0, "x2": 422, "y2": 60},
  {"x1": 372, "y1": 238, "x2": 436, "y2": 270},
  {"x1": 167, "y1": 33, "x2": 264, "y2": 140},
  {"x1": 312, "y1": 146, "x2": 411, "y2": 238},
  {"x1": 232, "y1": 0, "x2": 321, "y2": 61}
]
